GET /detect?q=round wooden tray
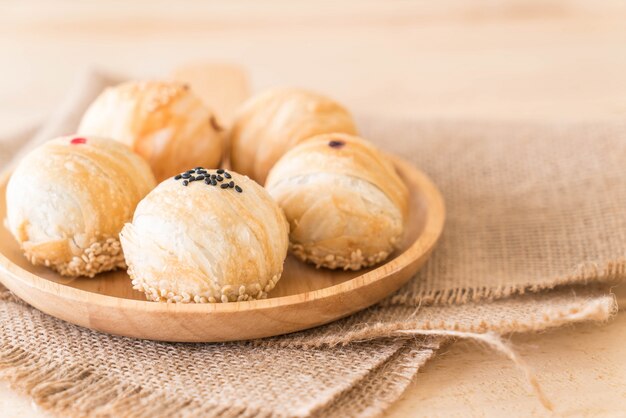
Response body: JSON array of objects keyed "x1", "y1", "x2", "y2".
[{"x1": 0, "y1": 155, "x2": 444, "y2": 342}]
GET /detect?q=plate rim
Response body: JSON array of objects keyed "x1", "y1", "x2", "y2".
[{"x1": 0, "y1": 155, "x2": 445, "y2": 316}]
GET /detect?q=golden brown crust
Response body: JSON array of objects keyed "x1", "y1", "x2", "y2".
[
  {"x1": 120, "y1": 169, "x2": 290, "y2": 303},
  {"x1": 229, "y1": 88, "x2": 357, "y2": 184},
  {"x1": 78, "y1": 80, "x2": 224, "y2": 181},
  {"x1": 266, "y1": 134, "x2": 409, "y2": 270},
  {"x1": 5, "y1": 136, "x2": 156, "y2": 277}
]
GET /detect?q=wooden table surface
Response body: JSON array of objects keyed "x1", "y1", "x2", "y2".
[{"x1": 1, "y1": 1, "x2": 625, "y2": 416}]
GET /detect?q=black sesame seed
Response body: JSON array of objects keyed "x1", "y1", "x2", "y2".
[
  {"x1": 235, "y1": 185, "x2": 242, "y2": 193},
  {"x1": 211, "y1": 174, "x2": 216, "y2": 179},
  {"x1": 211, "y1": 179, "x2": 217, "y2": 186},
  {"x1": 217, "y1": 169, "x2": 224, "y2": 174},
  {"x1": 182, "y1": 180, "x2": 189, "y2": 186},
  {"x1": 224, "y1": 172, "x2": 232, "y2": 179},
  {"x1": 197, "y1": 170, "x2": 207, "y2": 175},
  {"x1": 196, "y1": 175, "x2": 205, "y2": 181},
  {"x1": 174, "y1": 174, "x2": 182, "y2": 180},
  {"x1": 216, "y1": 175, "x2": 223, "y2": 181},
  {"x1": 228, "y1": 181, "x2": 234, "y2": 188},
  {"x1": 204, "y1": 178, "x2": 211, "y2": 184},
  {"x1": 186, "y1": 170, "x2": 195, "y2": 174},
  {"x1": 189, "y1": 176, "x2": 196, "y2": 182},
  {"x1": 220, "y1": 183, "x2": 229, "y2": 189},
  {"x1": 195, "y1": 166, "x2": 203, "y2": 170},
  {"x1": 181, "y1": 173, "x2": 191, "y2": 179}
]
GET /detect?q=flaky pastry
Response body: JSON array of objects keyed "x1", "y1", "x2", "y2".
[
  {"x1": 5, "y1": 136, "x2": 156, "y2": 277},
  {"x1": 266, "y1": 134, "x2": 409, "y2": 270},
  {"x1": 120, "y1": 168, "x2": 289, "y2": 303},
  {"x1": 229, "y1": 88, "x2": 357, "y2": 184},
  {"x1": 78, "y1": 80, "x2": 223, "y2": 181}
]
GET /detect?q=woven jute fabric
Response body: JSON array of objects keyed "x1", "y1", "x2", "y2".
[
  {"x1": 359, "y1": 117, "x2": 626, "y2": 306},
  {"x1": 0, "y1": 70, "x2": 621, "y2": 417}
]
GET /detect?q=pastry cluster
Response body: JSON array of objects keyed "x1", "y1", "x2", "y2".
[
  {"x1": 230, "y1": 88, "x2": 408, "y2": 270},
  {"x1": 5, "y1": 81, "x2": 408, "y2": 303}
]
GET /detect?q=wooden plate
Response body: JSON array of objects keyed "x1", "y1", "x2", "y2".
[{"x1": 0, "y1": 156, "x2": 444, "y2": 342}]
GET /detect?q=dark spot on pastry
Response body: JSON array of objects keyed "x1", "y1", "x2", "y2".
[
  {"x1": 210, "y1": 115, "x2": 223, "y2": 132},
  {"x1": 328, "y1": 140, "x2": 345, "y2": 149}
]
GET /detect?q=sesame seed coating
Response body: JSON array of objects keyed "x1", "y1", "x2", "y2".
[{"x1": 27, "y1": 237, "x2": 127, "y2": 278}]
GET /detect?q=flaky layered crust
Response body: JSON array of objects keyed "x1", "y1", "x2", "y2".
[
  {"x1": 5, "y1": 136, "x2": 156, "y2": 277},
  {"x1": 266, "y1": 134, "x2": 409, "y2": 270},
  {"x1": 120, "y1": 171, "x2": 289, "y2": 303},
  {"x1": 78, "y1": 80, "x2": 224, "y2": 181},
  {"x1": 229, "y1": 88, "x2": 357, "y2": 184}
]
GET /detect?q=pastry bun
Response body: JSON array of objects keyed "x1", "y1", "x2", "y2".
[
  {"x1": 266, "y1": 134, "x2": 408, "y2": 270},
  {"x1": 120, "y1": 167, "x2": 289, "y2": 303},
  {"x1": 78, "y1": 80, "x2": 223, "y2": 181},
  {"x1": 229, "y1": 88, "x2": 357, "y2": 184},
  {"x1": 5, "y1": 136, "x2": 156, "y2": 277}
]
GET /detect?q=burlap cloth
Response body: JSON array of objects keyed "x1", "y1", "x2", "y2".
[{"x1": 0, "y1": 71, "x2": 622, "y2": 417}]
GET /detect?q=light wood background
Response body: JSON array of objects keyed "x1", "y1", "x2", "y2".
[{"x1": 1, "y1": 1, "x2": 625, "y2": 416}]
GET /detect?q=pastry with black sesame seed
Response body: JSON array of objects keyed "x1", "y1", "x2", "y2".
[
  {"x1": 229, "y1": 88, "x2": 357, "y2": 184},
  {"x1": 120, "y1": 169, "x2": 289, "y2": 303},
  {"x1": 5, "y1": 136, "x2": 156, "y2": 277},
  {"x1": 78, "y1": 80, "x2": 223, "y2": 181},
  {"x1": 266, "y1": 133, "x2": 408, "y2": 271}
]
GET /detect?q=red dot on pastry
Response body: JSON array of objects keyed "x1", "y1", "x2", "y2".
[
  {"x1": 328, "y1": 140, "x2": 345, "y2": 148},
  {"x1": 70, "y1": 137, "x2": 87, "y2": 145}
]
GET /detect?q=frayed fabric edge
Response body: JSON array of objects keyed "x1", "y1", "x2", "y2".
[
  {"x1": 387, "y1": 259, "x2": 626, "y2": 307},
  {"x1": 260, "y1": 293, "x2": 617, "y2": 349},
  {"x1": 0, "y1": 345, "x2": 274, "y2": 418}
]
